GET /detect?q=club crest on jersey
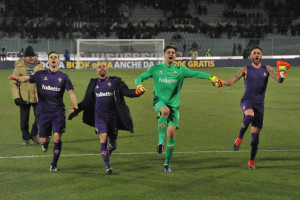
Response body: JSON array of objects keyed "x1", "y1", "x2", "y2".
[
  {"x1": 160, "y1": 71, "x2": 163, "y2": 74},
  {"x1": 58, "y1": 77, "x2": 62, "y2": 83},
  {"x1": 43, "y1": 77, "x2": 48, "y2": 81},
  {"x1": 174, "y1": 71, "x2": 177, "y2": 75},
  {"x1": 108, "y1": 82, "x2": 111, "y2": 87},
  {"x1": 160, "y1": 123, "x2": 165, "y2": 128}
]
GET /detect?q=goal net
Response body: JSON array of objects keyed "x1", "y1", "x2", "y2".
[{"x1": 76, "y1": 39, "x2": 165, "y2": 69}]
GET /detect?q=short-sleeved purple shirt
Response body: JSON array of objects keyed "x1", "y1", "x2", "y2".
[
  {"x1": 94, "y1": 77, "x2": 117, "y2": 119},
  {"x1": 29, "y1": 69, "x2": 74, "y2": 115}
]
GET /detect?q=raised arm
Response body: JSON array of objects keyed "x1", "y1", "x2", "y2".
[
  {"x1": 266, "y1": 65, "x2": 284, "y2": 83},
  {"x1": 223, "y1": 67, "x2": 246, "y2": 86}
]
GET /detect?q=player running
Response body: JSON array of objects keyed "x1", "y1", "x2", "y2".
[
  {"x1": 222, "y1": 46, "x2": 290, "y2": 169},
  {"x1": 135, "y1": 45, "x2": 223, "y2": 172},
  {"x1": 9, "y1": 51, "x2": 78, "y2": 172}
]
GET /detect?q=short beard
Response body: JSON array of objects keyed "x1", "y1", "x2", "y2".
[{"x1": 252, "y1": 58, "x2": 260, "y2": 65}]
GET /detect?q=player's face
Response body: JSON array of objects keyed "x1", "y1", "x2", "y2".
[
  {"x1": 25, "y1": 56, "x2": 36, "y2": 64},
  {"x1": 48, "y1": 53, "x2": 60, "y2": 68},
  {"x1": 164, "y1": 48, "x2": 176, "y2": 65},
  {"x1": 250, "y1": 48, "x2": 262, "y2": 65},
  {"x1": 97, "y1": 63, "x2": 108, "y2": 78}
]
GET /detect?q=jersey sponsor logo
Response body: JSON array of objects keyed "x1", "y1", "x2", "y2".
[
  {"x1": 95, "y1": 92, "x2": 113, "y2": 97},
  {"x1": 159, "y1": 78, "x2": 177, "y2": 83},
  {"x1": 42, "y1": 84, "x2": 61, "y2": 91}
]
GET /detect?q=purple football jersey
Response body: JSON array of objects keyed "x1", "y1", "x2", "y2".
[
  {"x1": 94, "y1": 77, "x2": 117, "y2": 119},
  {"x1": 29, "y1": 69, "x2": 74, "y2": 114},
  {"x1": 242, "y1": 65, "x2": 269, "y2": 104}
]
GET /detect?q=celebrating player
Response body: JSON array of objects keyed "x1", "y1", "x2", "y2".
[
  {"x1": 222, "y1": 46, "x2": 290, "y2": 169},
  {"x1": 9, "y1": 51, "x2": 78, "y2": 172},
  {"x1": 68, "y1": 62, "x2": 145, "y2": 174},
  {"x1": 135, "y1": 45, "x2": 223, "y2": 172}
]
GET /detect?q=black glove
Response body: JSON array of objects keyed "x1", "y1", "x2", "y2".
[
  {"x1": 68, "y1": 108, "x2": 79, "y2": 120},
  {"x1": 14, "y1": 98, "x2": 25, "y2": 106}
]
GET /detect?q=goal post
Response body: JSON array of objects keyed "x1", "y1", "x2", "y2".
[{"x1": 76, "y1": 39, "x2": 165, "y2": 69}]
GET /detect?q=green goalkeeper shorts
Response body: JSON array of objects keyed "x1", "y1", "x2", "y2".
[{"x1": 154, "y1": 101, "x2": 179, "y2": 128}]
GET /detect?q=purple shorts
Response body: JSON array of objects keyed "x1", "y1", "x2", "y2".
[
  {"x1": 37, "y1": 112, "x2": 66, "y2": 138},
  {"x1": 240, "y1": 99, "x2": 264, "y2": 128},
  {"x1": 95, "y1": 117, "x2": 118, "y2": 140}
]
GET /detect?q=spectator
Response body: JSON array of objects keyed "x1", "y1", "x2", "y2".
[
  {"x1": 64, "y1": 49, "x2": 70, "y2": 61},
  {"x1": 19, "y1": 48, "x2": 24, "y2": 58},
  {"x1": 10, "y1": 46, "x2": 44, "y2": 146},
  {"x1": 206, "y1": 49, "x2": 211, "y2": 57},
  {"x1": 190, "y1": 48, "x2": 198, "y2": 59},
  {"x1": 0, "y1": 47, "x2": 7, "y2": 61}
]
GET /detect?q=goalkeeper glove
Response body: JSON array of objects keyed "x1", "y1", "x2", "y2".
[
  {"x1": 276, "y1": 61, "x2": 291, "y2": 78},
  {"x1": 135, "y1": 84, "x2": 146, "y2": 95},
  {"x1": 210, "y1": 76, "x2": 223, "y2": 88},
  {"x1": 68, "y1": 107, "x2": 79, "y2": 120}
]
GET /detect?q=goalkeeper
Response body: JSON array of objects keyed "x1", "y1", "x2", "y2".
[
  {"x1": 135, "y1": 45, "x2": 222, "y2": 172},
  {"x1": 222, "y1": 46, "x2": 290, "y2": 169},
  {"x1": 68, "y1": 62, "x2": 145, "y2": 174}
]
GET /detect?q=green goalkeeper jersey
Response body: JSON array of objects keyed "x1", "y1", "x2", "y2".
[{"x1": 135, "y1": 63, "x2": 211, "y2": 108}]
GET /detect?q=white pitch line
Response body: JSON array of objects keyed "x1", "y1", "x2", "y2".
[{"x1": 1, "y1": 149, "x2": 300, "y2": 159}]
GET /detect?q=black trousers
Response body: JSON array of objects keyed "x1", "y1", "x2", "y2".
[{"x1": 19, "y1": 103, "x2": 38, "y2": 140}]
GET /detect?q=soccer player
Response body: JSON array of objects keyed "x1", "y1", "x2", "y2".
[
  {"x1": 68, "y1": 62, "x2": 145, "y2": 174},
  {"x1": 222, "y1": 46, "x2": 290, "y2": 169},
  {"x1": 9, "y1": 51, "x2": 78, "y2": 172},
  {"x1": 10, "y1": 46, "x2": 44, "y2": 146},
  {"x1": 135, "y1": 45, "x2": 223, "y2": 172}
]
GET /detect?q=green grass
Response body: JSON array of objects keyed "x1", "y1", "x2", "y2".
[{"x1": 1, "y1": 67, "x2": 300, "y2": 200}]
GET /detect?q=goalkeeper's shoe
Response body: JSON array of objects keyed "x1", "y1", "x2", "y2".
[
  {"x1": 106, "y1": 167, "x2": 113, "y2": 174},
  {"x1": 157, "y1": 143, "x2": 164, "y2": 154},
  {"x1": 164, "y1": 164, "x2": 172, "y2": 173},
  {"x1": 248, "y1": 160, "x2": 256, "y2": 170},
  {"x1": 233, "y1": 137, "x2": 243, "y2": 151}
]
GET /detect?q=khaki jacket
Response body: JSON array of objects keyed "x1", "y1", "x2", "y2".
[{"x1": 10, "y1": 58, "x2": 44, "y2": 104}]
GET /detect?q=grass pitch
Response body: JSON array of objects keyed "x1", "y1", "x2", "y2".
[{"x1": 1, "y1": 67, "x2": 300, "y2": 200}]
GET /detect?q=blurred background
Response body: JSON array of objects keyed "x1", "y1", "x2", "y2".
[{"x1": 0, "y1": 0, "x2": 300, "y2": 60}]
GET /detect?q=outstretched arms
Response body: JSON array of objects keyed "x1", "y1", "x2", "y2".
[{"x1": 222, "y1": 67, "x2": 246, "y2": 86}]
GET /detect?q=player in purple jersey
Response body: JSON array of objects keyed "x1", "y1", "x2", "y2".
[
  {"x1": 9, "y1": 51, "x2": 78, "y2": 172},
  {"x1": 68, "y1": 62, "x2": 145, "y2": 174},
  {"x1": 223, "y1": 47, "x2": 290, "y2": 169}
]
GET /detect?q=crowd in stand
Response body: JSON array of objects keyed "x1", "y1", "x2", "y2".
[{"x1": 0, "y1": 0, "x2": 300, "y2": 40}]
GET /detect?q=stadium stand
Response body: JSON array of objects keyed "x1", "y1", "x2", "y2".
[{"x1": 0, "y1": 0, "x2": 300, "y2": 57}]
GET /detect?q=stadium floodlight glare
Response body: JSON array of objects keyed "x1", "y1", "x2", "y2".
[{"x1": 76, "y1": 39, "x2": 165, "y2": 69}]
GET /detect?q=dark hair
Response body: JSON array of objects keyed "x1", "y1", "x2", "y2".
[
  {"x1": 48, "y1": 51, "x2": 59, "y2": 59},
  {"x1": 164, "y1": 45, "x2": 177, "y2": 53},
  {"x1": 250, "y1": 46, "x2": 262, "y2": 54}
]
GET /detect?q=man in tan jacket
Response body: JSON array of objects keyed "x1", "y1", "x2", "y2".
[{"x1": 10, "y1": 46, "x2": 44, "y2": 146}]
